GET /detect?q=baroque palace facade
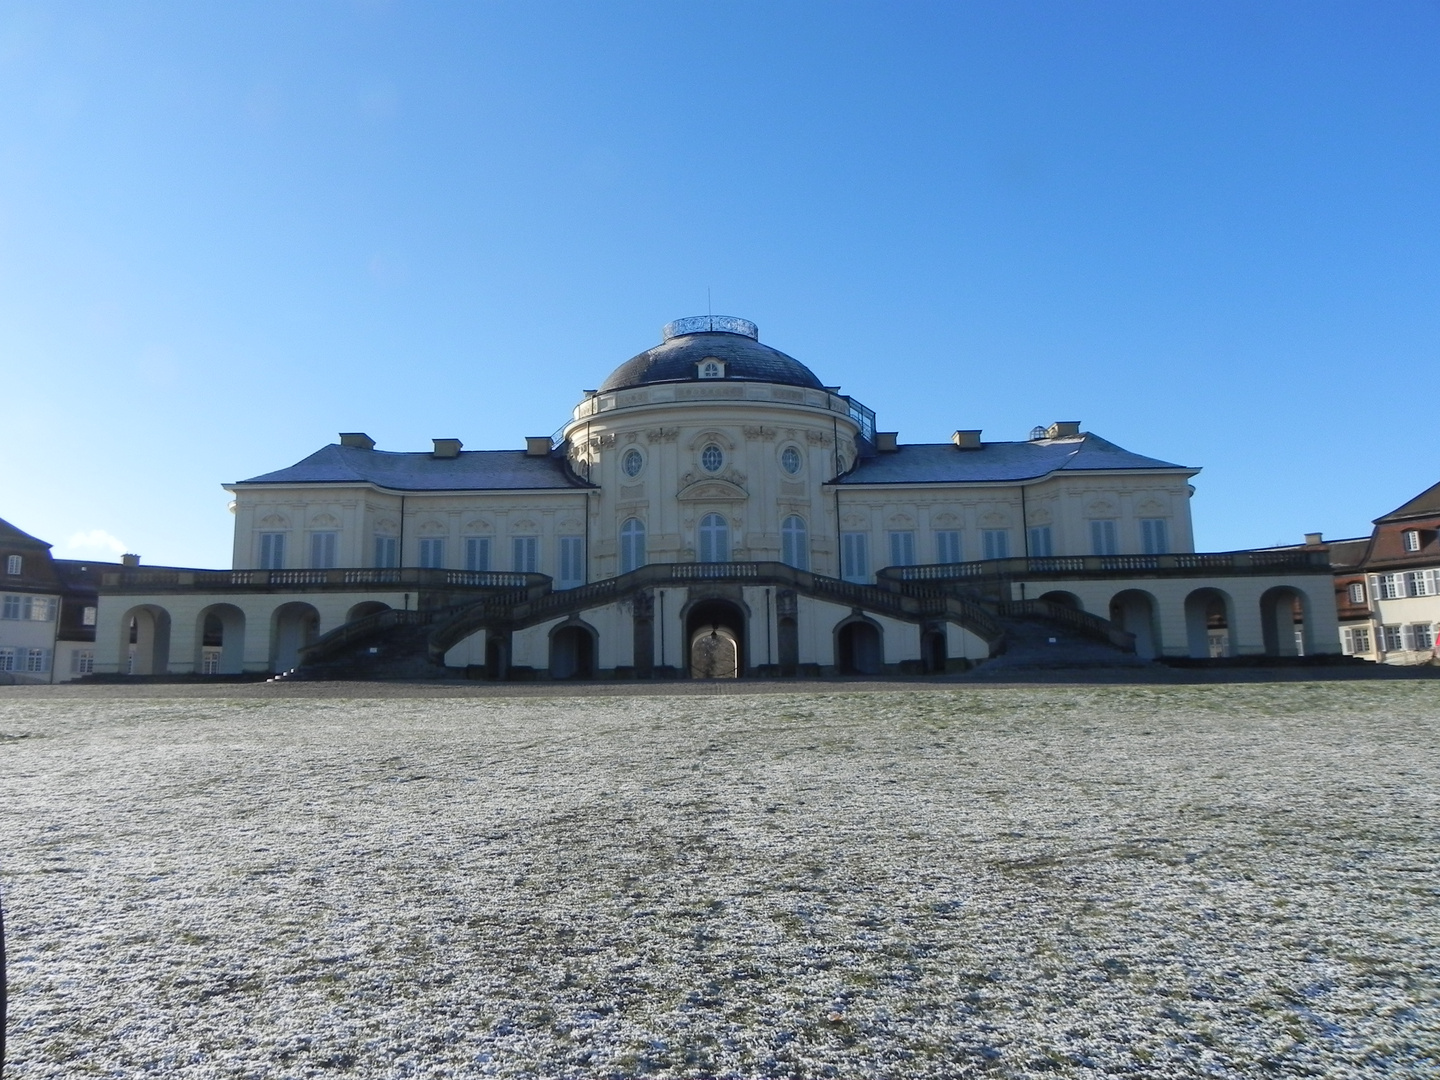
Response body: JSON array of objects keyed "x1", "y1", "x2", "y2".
[{"x1": 92, "y1": 316, "x2": 1339, "y2": 680}]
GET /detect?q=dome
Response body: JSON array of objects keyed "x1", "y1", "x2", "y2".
[{"x1": 597, "y1": 316, "x2": 826, "y2": 394}]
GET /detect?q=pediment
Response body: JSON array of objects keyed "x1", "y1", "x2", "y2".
[{"x1": 677, "y1": 478, "x2": 748, "y2": 502}]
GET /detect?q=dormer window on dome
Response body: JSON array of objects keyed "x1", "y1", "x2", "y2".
[{"x1": 697, "y1": 357, "x2": 726, "y2": 380}]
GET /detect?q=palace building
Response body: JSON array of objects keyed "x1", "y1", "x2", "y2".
[{"x1": 92, "y1": 315, "x2": 1340, "y2": 680}]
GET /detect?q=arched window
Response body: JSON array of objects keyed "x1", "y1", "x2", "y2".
[
  {"x1": 781, "y1": 515, "x2": 808, "y2": 570},
  {"x1": 698, "y1": 513, "x2": 729, "y2": 563},
  {"x1": 620, "y1": 518, "x2": 646, "y2": 574}
]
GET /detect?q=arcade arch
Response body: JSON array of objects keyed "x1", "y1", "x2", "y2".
[
  {"x1": 1109, "y1": 589, "x2": 1161, "y2": 659},
  {"x1": 120, "y1": 604, "x2": 172, "y2": 675},
  {"x1": 271, "y1": 602, "x2": 320, "y2": 673},
  {"x1": 195, "y1": 603, "x2": 246, "y2": 674},
  {"x1": 686, "y1": 597, "x2": 745, "y2": 678},
  {"x1": 1184, "y1": 588, "x2": 1233, "y2": 658}
]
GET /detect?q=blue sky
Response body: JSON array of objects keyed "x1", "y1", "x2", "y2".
[{"x1": 2, "y1": 1, "x2": 1436, "y2": 567}]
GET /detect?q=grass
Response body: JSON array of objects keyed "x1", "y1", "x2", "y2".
[{"x1": 0, "y1": 682, "x2": 1437, "y2": 1078}]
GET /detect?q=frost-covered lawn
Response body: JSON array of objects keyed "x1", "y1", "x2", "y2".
[{"x1": 1, "y1": 682, "x2": 1437, "y2": 1078}]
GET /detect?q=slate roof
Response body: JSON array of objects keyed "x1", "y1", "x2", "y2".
[
  {"x1": 234, "y1": 445, "x2": 591, "y2": 491},
  {"x1": 835, "y1": 433, "x2": 1192, "y2": 485},
  {"x1": 1326, "y1": 537, "x2": 1372, "y2": 571},
  {"x1": 0, "y1": 516, "x2": 52, "y2": 549},
  {"x1": 599, "y1": 330, "x2": 825, "y2": 393},
  {"x1": 1376, "y1": 479, "x2": 1440, "y2": 523}
]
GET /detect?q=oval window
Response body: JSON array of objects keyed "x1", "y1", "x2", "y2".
[
  {"x1": 622, "y1": 448, "x2": 643, "y2": 477},
  {"x1": 701, "y1": 444, "x2": 724, "y2": 473},
  {"x1": 781, "y1": 446, "x2": 802, "y2": 474}
]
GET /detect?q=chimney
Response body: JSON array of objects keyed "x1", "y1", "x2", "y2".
[
  {"x1": 339, "y1": 432, "x2": 376, "y2": 450},
  {"x1": 431, "y1": 438, "x2": 463, "y2": 459},
  {"x1": 952, "y1": 429, "x2": 982, "y2": 450},
  {"x1": 874, "y1": 432, "x2": 899, "y2": 453},
  {"x1": 1046, "y1": 421, "x2": 1081, "y2": 439},
  {"x1": 121, "y1": 553, "x2": 141, "y2": 567},
  {"x1": 1304, "y1": 532, "x2": 1324, "y2": 546},
  {"x1": 525, "y1": 436, "x2": 553, "y2": 457}
]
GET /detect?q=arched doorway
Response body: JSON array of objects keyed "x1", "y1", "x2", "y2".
[
  {"x1": 1261, "y1": 587, "x2": 1308, "y2": 656},
  {"x1": 485, "y1": 635, "x2": 509, "y2": 681},
  {"x1": 1184, "y1": 588, "x2": 1232, "y2": 658},
  {"x1": 1109, "y1": 590, "x2": 1161, "y2": 659},
  {"x1": 120, "y1": 604, "x2": 171, "y2": 675},
  {"x1": 346, "y1": 601, "x2": 390, "y2": 623},
  {"x1": 921, "y1": 624, "x2": 947, "y2": 674},
  {"x1": 270, "y1": 602, "x2": 321, "y2": 673},
  {"x1": 1040, "y1": 591, "x2": 1082, "y2": 611},
  {"x1": 195, "y1": 603, "x2": 245, "y2": 674},
  {"x1": 549, "y1": 621, "x2": 597, "y2": 679},
  {"x1": 836, "y1": 617, "x2": 884, "y2": 675},
  {"x1": 686, "y1": 598, "x2": 745, "y2": 678}
]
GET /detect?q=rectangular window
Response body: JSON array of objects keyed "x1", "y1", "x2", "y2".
[
  {"x1": 1027, "y1": 526, "x2": 1053, "y2": 557},
  {"x1": 1347, "y1": 582, "x2": 1366, "y2": 605},
  {"x1": 201, "y1": 649, "x2": 221, "y2": 675},
  {"x1": 1140, "y1": 518, "x2": 1170, "y2": 555},
  {"x1": 2, "y1": 595, "x2": 19, "y2": 620},
  {"x1": 309, "y1": 531, "x2": 338, "y2": 569},
  {"x1": 841, "y1": 532, "x2": 869, "y2": 583},
  {"x1": 512, "y1": 536, "x2": 538, "y2": 574},
  {"x1": 1348, "y1": 626, "x2": 1371, "y2": 654},
  {"x1": 0, "y1": 647, "x2": 14, "y2": 671},
  {"x1": 1414, "y1": 623, "x2": 1436, "y2": 651},
  {"x1": 24, "y1": 648, "x2": 49, "y2": 673},
  {"x1": 374, "y1": 536, "x2": 398, "y2": 568},
  {"x1": 464, "y1": 536, "x2": 491, "y2": 572},
  {"x1": 1403, "y1": 529, "x2": 1421, "y2": 552},
  {"x1": 259, "y1": 532, "x2": 286, "y2": 570},
  {"x1": 887, "y1": 530, "x2": 916, "y2": 567},
  {"x1": 418, "y1": 537, "x2": 446, "y2": 569},
  {"x1": 1403, "y1": 570, "x2": 1431, "y2": 597},
  {"x1": 5, "y1": 555, "x2": 20, "y2": 575},
  {"x1": 934, "y1": 530, "x2": 961, "y2": 564},
  {"x1": 70, "y1": 649, "x2": 95, "y2": 675},
  {"x1": 982, "y1": 529, "x2": 1009, "y2": 561},
  {"x1": 1380, "y1": 624, "x2": 1404, "y2": 651},
  {"x1": 557, "y1": 536, "x2": 584, "y2": 589},
  {"x1": 1090, "y1": 520, "x2": 1119, "y2": 556},
  {"x1": 1373, "y1": 573, "x2": 1403, "y2": 600},
  {"x1": 82, "y1": 605, "x2": 97, "y2": 626},
  {"x1": 25, "y1": 597, "x2": 55, "y2": 621}
]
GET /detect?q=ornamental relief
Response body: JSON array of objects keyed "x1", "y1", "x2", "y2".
[
  {"x1": 742, "y1": 425, "x2": 777, "y2": 441},
  {"x1": 645, "y1": 427, "x2": 679, "y2": 443},
  {"x1": 805, "y1": 431, "x2": 833, "y2": 446},
  {"x1": 677, "y1": 477, "x2": 749, "y2": 502},
  {"x1": 1087, "y1": 499, "x2": 1117, "y2": 517},
  {"x1": 309, "y1": 513, "x2": 341, "y2": 529},
  {"x1": 259, "y1": 514, "x2": 289, "y2": 529},
  {"x1": 1136, "y1": 497, "x2": 1167, "y2": 516},
  {"x1": 462, "y1": 518, "x2": 493, "y2": 533},
  {"x1": 979, "y1": 511, "x2": 1009, "y2": 528},
  {"x1": 588, "y1": 433, "x2": 617, "y2": 450},
  {"x1": 932, "y1": 511, "x2": 960, "y2": 527},
  {"x1": 1027, "y1": 507, "x2": 1054, "y2": 526},
  {"x1": 620, "y1": 483, "x2": 646, "y2": 499},
  {"x1": 417, "y1": 519, "x2": 448, "y2": 536},
  {"x1": 779, "y1": 480, "x2": 808, "y2": 498},
  {"x1": 687, "y1": 429, "x2": 737, "y2": 451}
]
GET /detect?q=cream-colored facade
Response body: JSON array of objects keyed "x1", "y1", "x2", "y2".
[{"x1": 93, "y1": 315, "x2": 1340, "y2": 678}]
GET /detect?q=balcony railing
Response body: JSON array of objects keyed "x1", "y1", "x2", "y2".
[
  {"x1": 101, "y1": 566, "x2": 550, "y2": 593},
  {"x1": 879, "y1": 548, "x2": 1331, "y2": 585}
]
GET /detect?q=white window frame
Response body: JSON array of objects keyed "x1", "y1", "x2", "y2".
[
  {"x1": 71, "y1": 649, "x2": 95, "y2": 675},
  {"x1": 1090, "y1": 519, "x2": 1119, "y2": 556},
  {"x1": 512, "y1": 536, "x2": 538, "y2": 574},
  {"x1": 1373, "y1": 573, "x2": 1402, "y2": 600},
  {"x1": 1413, "y1": 623, "x2": 1436, "y2": 651},
  {"x1": 1, "y1": 595, "x2": 18, "y2": 620},
  {"x1": 418, "y1": 537, "x2": 446, "y2": 569},
  {"x1": 309, "y1": 531, "x2": 338, "y2": 569},
  {"x1": 557, "y1": 536, "x2": 584, "y2": 589},
  {"x1": 201, "y1": 649, "x2": 221, "y2": 675},
  {"x1": 1380, "y1": 624, "x2": 1404, "y2": 651},
  {"x1": 888, "y1": 530, "x2": 916, "y2": 567},
  {"x1": 1347, "y1": 582, "x2": 1366, "y2": 605},
  {"x1": 1027, "y1": 526, "x2": 1053, "y2": 558},
  {"x1": 259, "y1": 532, "x2": 286, "y2": 570},
  {"x1": 375, "y1": 535, "x2": 399, "y2": 569},
  {"x1": 0, "y1": 647, "x2": 14, "y2": 671},
  {"x1": 82, "y1": 605, "x2": 97, "y2": 626},
  {"x1": 841, "y1": 532, "x2": 869, "y2": 583},
  {"x1": 781, "y1": 516, "x2": 808, "y2": 571},
  {"x1": 934, "y1": 530, "x2": 962, "y2": 564},
  {"x1": 698, "y1": 514, "x2": 729, "y2": 563},
  {"x1": 620, "y1": 518, "x2": 646, "y2": 575},
  {"x1": 1403, "y1": 529, "x2": 1421, "y2": 552},
  {"x1": 24, "y1": 648, "x2": 49, "y2": 673},
  {"x1": 464, "y1": 537, "x2": 490, "y2": 572},
  {"x1": 982, "y1": 529, "x2": 1009, "y2": 561},
  {"x1": 5, "y1": 555, "x2": 20, "y2": 575}
]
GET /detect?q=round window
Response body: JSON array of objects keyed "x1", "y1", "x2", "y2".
[
  {"x1": 781, "y1": 446, "x2": 802, "y2": 474},
  {"x1": 622, "y1": 448, "x2": 643, "y2": 477},
  {"x1": 701, "y1": 444, "x2": 724, "y2": 473}
]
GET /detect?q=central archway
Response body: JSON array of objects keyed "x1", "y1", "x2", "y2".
[
  {"x1": 836, "y1": 616, "x2": 884, "y2": 675},
  {"x1": 549, "y1": 620, "x2": 597, "y2": 679},
  {"x1": 686, "y1": 598, "x2": 745, "y2": 678}
]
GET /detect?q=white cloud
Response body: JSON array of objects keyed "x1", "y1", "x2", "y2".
[{"x1": 64, "y1": 530, "x2": 127, "y2": 555}]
